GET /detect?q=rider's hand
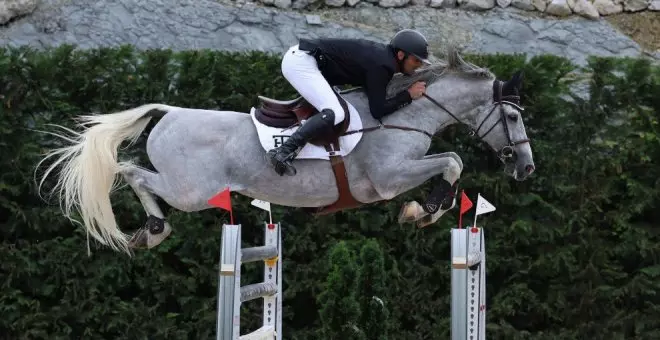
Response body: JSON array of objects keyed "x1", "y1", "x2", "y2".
[{"x1": 407, "y1": 81, "x2": 426, "y2": 100}]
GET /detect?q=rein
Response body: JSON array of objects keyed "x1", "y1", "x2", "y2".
[{"x1": 342, "y1": 80, "x2": 531, "y2": 160}]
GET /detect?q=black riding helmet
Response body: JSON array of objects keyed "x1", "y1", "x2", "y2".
[{"x1": 390, "y1": 29, "x2": 431, "y2": 65}]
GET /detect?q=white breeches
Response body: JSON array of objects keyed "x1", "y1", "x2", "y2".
[{"x1": 281, "y1": 45, "x2": 345, "y2": 125}]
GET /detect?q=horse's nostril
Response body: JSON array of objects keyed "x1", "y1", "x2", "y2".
[{"x1": 525, "y1": 164, "x2": 535, "y2": 173}]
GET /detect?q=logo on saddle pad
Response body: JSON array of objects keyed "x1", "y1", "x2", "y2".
[
  {"x1": 249, "y1": 95, "x2": 364, "y2": 161},
  {"x1": 272, "y1": 135, "x2": 290, "y2": 148}
]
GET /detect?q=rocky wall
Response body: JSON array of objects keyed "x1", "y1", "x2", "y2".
[
  {"x1": 0, "y1": 0, "x2": 657, "y2": 68},
  {"x1": 277, "y1": 0, "x2": 660, "y2": 20},
  {"x1": 0, "y1": 0, "x2": 38, "y2": 24}
]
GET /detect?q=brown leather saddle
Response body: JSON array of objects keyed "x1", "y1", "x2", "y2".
[{"x1": 253, "y1": 90, "x2": 363, "y2": 215}]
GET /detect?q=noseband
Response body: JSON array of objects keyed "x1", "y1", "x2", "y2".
[{"x1": 421, "y1": 79, "x2": 531, "y2": 162}]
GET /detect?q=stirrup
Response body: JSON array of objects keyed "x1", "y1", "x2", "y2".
[
  {"x1": 269, "y1": 150, "x2": 298, "y2": 176},
  {"x1": 275, "y1": 158, "x2": 297, "y2": 176}
]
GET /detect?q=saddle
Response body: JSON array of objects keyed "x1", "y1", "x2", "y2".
[
  {"x1": 253, "y1": 90, "x2": 363, "y2": 215},
  {"x1": 254, "y1": 91, "x2": 351, "y2": 147}
]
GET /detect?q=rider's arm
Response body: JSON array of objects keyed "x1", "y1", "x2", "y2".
[{"x1": 365, "y1": 67, "x2": 412, "y2": 120}]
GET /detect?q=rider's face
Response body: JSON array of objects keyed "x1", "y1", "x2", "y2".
[{"x1": 397, "y1": 52, "x2": 424, "y2": 75}]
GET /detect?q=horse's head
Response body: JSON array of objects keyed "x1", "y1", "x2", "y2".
[
  {"x1": 385, "y1": 49, "x2": 535, "y2": 181},
  {"x1": 473, "y1": 70, "x2": 535, "y2": 181}
]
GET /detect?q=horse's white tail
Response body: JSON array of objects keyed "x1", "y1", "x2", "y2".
[{"x1": 36, "y1": 104, "x2": 173, "y2": 255}]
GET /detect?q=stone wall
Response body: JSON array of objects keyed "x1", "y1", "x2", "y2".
[
  {"x1": 268, "y1": 0, "x2": 659, "y2": 20},
  {"x1": 2, "y1": 0, "x2": 657, "y2": 29},
  {"x1": 0, "y1": 0, "x2": 657, "y2": 67},
  {"x1": 0, "y1": 0, "x2": 38, "y2": 24}
]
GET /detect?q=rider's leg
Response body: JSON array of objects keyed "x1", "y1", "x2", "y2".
[
  {"x1": 281, "y1": 45, "x2": 346, "y2": 124},
  {"x1": 267, "y1": 45, "x2": 346, "y2": 176}
]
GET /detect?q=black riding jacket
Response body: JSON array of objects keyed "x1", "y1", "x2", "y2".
[{"x1": 297, "y1": 38, "x2": 412, "y2": 120}]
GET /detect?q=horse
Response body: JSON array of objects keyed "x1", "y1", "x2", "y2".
[{"x1": 35, "y1": 47, "x2": 535, "y2": 255}]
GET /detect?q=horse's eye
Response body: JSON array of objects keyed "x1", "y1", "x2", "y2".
[{"x1": 507, "y1": 113, "x2": 518, "y2": 122}]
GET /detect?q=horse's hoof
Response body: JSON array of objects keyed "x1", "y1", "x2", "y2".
[
  {"x1": 397, "y1": 202, "x2": 413, "y2": 223},
  {"x1": 147, "y1": 221, "x2": 172, "y2": 248},
  {"x1": 398, "y1": 201, "x2": 426, "y2": 224},
  {"x1": 128, "y1": 216, "x2": 172, "y2": 249},
  {"x1": 416, "y1": 208, "x2": 449, "y2": 228},
  {"x1": 417, "y1": 215, "x2": 434, "y2": 228},
  {"x1": 128, "y1": 228, "x2": 149, "y2": 249}
]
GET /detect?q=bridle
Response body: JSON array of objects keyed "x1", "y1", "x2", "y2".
[
  {"x1": 343, "y1": 80, "x2": 531, "y2": 162},
  {"x1": 424, "y1": 80, "x2": 531, "y2": 162}
]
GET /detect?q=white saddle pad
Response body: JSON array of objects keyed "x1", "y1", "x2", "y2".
[{"x1": 249, "y1": 101, "x2": 364, "y2": 160}]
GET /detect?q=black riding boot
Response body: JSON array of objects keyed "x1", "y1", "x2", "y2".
[{"x1": 267, "y1": 109, "x2": 336, "y2": 176}]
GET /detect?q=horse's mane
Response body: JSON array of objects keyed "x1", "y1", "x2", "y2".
[{"x1": 385, "y1": 45, "x2": 495, "y2": 97}]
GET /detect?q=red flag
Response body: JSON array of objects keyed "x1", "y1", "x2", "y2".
[
  {"x1": 208, "y1": 187, "x2": 234, "y2": 224},
  {"x1": 458, "y1": 190, "x2": 473, "y2": 229},
  {"x1": 460, "y1": 191, "x2": 473, "y2": 215}
]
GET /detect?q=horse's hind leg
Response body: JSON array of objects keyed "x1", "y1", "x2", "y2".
[{"x1": 119, "y1": 164, "x2": 173, "y2": 249}]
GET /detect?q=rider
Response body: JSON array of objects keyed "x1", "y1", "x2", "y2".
[{"x1": 267, "y1": 29, "x2": 431, "y2": 176}]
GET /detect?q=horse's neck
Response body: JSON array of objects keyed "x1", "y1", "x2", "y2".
[
  {"x1": 385, "y1": 95, "x2": 470, "y2": 136},
  {"x1": 343, "y1": 79, "x2": 488, "y2": 134},
  {"x1": 412, "y1": 78, "x2": 492, "y2": 134},
  {"x1": 386, "y1": 100, "x2": 445, "y2": 133}
]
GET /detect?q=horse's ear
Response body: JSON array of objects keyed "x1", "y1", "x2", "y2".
[
  {"x1": 510, "y1": 70, "x2": 524, "y2": 90},
  {"x1": 501, "y1": 69, "x2": 524, "y2": 97}
]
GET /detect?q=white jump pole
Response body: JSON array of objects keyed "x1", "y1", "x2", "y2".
[
  {"x1": 451, "y1": 226, "x2": 486, "y2": 340},
  {"x1": 216, "y1": 222, "x2": 283, "y2": 340}
]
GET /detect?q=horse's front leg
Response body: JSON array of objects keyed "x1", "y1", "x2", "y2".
[
  {"x1": 413, "y1": 194, "x2": 457, "y2": 228},
  {"x1": 370, "y1": 155, "x2": 462, "y2": 221},
  {"x1": 397, "y1": 152, "x2": 464, "y2": 225},
  {"x1": 425, "y1": 152, "x2": 463, "y2": 172}
]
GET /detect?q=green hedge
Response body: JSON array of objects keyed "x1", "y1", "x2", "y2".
[{"x1": 1, "y1": 44, "x2": 658, "y2": 339}]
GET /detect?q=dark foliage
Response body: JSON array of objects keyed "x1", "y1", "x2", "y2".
[{"x1": 0, "y1": 45, "x2": 658, "y2": 340}]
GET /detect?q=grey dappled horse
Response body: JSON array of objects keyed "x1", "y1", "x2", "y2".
[{"x1": 36, "y1": 48, "x2": 535, "y2": 255}]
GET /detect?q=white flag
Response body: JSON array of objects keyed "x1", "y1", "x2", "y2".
[
  {"x1": 475, "y1": 193, "x2": 496, "y2": 216},
  {"x1": 251, "y1": 199, "x2": 271, "y2": 212}
]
